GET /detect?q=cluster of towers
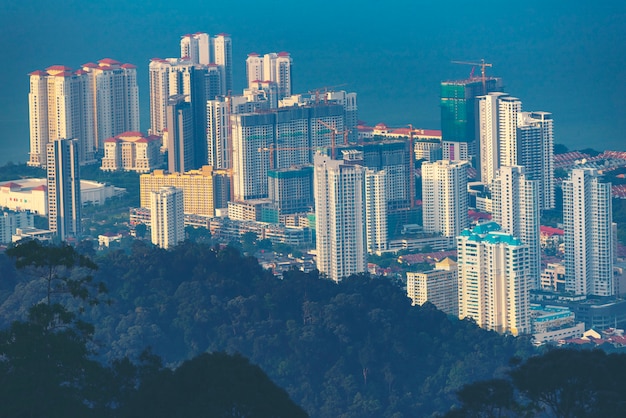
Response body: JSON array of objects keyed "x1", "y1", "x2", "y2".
[
  {"x1": 26, "y1": 34, "x2": 616, "y2": 334},
  {"x1": 414, "y1": 75, "x2": 615, "y2": 336}
]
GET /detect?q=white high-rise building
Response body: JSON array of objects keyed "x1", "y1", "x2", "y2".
[
  {"x1": 314, "y1": 152, "x2": 367, "y2": 282},
  {"x1": 421, "y1": 160, "x2": 469, "y2": 238},
  {"x1": 213, "y1": 33, "x2": 233, "y2": 94},
  {"x1": 563, "y1": 169, "x2": 614, "y2": 296},
  {"x1": 28, "y1": 66, "x2": 94, "y2": 167},
  {"x1": 82, "y1": 59, "x2": 140, "y2": 152},
  {"x1": 478, "y1": 92, "x2": 521, "y2": 184},
  {"x1": 245, "y1": 52, "x2": 293, "y2": 100},
  {"x1": 148, "y1": 58, "x2": 194, "y2": 138},
  {"x1": 150, "y1": 186, "x2": 184, "y2": 249},
  {"x1": 47, "y1": 138, "x2": 81, "y2": 241},
  {"x1": 206, "y1": 99, "x2": 230, "y2": 169},
  {"x1": 180, "y1": 32, "x2": 211, "y2": 65},
  {"x1": 231, "y1": 113, "x2": 275, "y2": 201},
  {"x1": 492, "y1": 166, "x2": 541, "y2": 289},
  {"x1": 457, "y1": 222, "x2": 531, "y2": 336},
  {"x1": 365, "y1": 169, "x2": 387, "y2": 253},
  {"x1": 518, "y1": 111, "x2": 555, "y2": 210},
  {"x1": 28, "y1": 59, "x2": 139, "y2": 168}
]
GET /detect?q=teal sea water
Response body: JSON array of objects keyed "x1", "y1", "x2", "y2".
[{"x1": 0, "y1": 1, "x2": 624, "y2": 165}]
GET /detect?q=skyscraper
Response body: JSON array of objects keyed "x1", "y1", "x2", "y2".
[
  {"x1": 206, "y1": 99, "x2": 230, "y2": 169},
  {"x1": 213, "y1": 33, "x2": 233, "y2": 94},
  {"x1": 421, "y1": 160, "x2": 469, "y2": 238},
  {"x1": 457, "y1": 222, "x2": 530, "y2": 336},
  {"x1": 29, "y1": 66, "x2": 94, "y2": 166},
  {"x1": 82, "y1": 59, "x2": 140, "y2": 152},
  {"x1": 517, "y1": 112, "x2": 555, "y2": 210},
  {"x1": 492, "y1": 166, "x2": 541, "y2": 289},
  {"x1": 166, "y1": 95, "x2": 194, "y2": 174},
  {"x1": 29, "y1": 59, "x2": 139, "y2": 167},
  {"x1": 47, "y1": 138, "x2": 81, "y2": 241},
  {"x1": 563, "y1": 169, "x2": 614, "y2": 296},
  {"x1": 245, "y1": 52, "x2": 293, "y2": 100},
  {"x1": 148, "y1": 58, "x2": 194, "y2": 138},
  {"x1": 314, "y1": 152, "x2": 367, "y2": 282},
  {"x1": 180, "y1": 32, "x2": 211, "y2": 65},
  {"x1": 365, "y1": 169, "x2": 388, "y2": 252},
  {"x1": 150, "y1": 186, "x2": 184, "y2": 249},
  {"x1": 440, "y1": 77, "x2": 503, "y2": 162},
  {"x1": 477, "y1": 92, "x2": 522, "y2": 184}
]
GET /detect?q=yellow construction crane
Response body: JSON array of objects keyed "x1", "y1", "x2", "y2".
[
  {"x1": 451, "y1": 59, "x2": 493, "y2": 94},
  {"x1": 317, "y1": 120, "x2": 351, "y2": 159}
]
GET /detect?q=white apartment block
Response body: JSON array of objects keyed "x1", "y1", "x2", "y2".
[
  {"x1": 0, "y1": 210, "x2": 35, "y2": 244},
  {"x1": 563, "y1": 168, "x2": 614, "y2": 296},
  {"x1": 148, "y1": 58, "x2": 194, "y2": 138},
  {"x1": 150, "y1": 186, "x2": 184, "y2": 249},
  {"x1": 101, "y1": 132, "x2": 161, "y2": 173},
  {"x1": 314, "y1": 153, "x2": 367, "y2": 282},
  {"x1": 407, "y1": 257, "x2": 458, "y2": 316},
  {"x1": 47, "y1": 138, "x2": 81, "y2": 241},
  {"x1": 478, "y1": 92, "x2": 521, "y2": 184},
  {"x1": 231, "y1": 113, "x2": 275, "y2": 201},
  {"x1": 492, "y1": 166, "x2": 541, "y2": 289},
  {"x1": 518, "y1": 111, "x2": 555, "y2": 210},
  {"x1": 28, "y1": 59, "x2": 139, "y2": 168},
  {"x1": 207, "y1": 100, "x2": 230, "y2": 169},
  {"x1": 29, "y1": 66, "x2": 94, "y2": 167},
  {"x1": 421, "y1": 160, "x2": 469, "y2": 238},
  {"x1": 81, "y1": 59, "x2": 140, "y2": 151},
  {"x1": 365, "y1": 169, "x2": 387, "y2": 253},
  {"x1": 457, "y1": 222, "x2": 531, "y2": 336},
  {"x1": 180, "y1": 32, "x2": 211, "y2": 65},
  {"x1": 245, "y1": 52, "x2": 292, "y2": 100},
  {"x1": 213, "y1": 33, "x2": 233, "y2": 94}
]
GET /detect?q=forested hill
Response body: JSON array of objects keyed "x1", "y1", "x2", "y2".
[{"x1": 0, "y1": 241, "x2": 533, "y2": 417}]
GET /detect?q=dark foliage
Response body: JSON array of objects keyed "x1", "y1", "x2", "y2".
[{"x1": 0, "y1": 240, "x2": 534, "y2": 416}]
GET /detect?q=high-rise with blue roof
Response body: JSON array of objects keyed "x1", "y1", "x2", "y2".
[{"x1": 457, "y1": 222, "x2": 531, "y2": 336}]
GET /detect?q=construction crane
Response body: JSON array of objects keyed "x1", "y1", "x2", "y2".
[
  {"x1": 407, "y1": 124, "x2": 416, "y2": 209},
  {"x1": 307, "y1": 84, "x2": 348, "y2": 104},
  {"x1": 317, "y1": 120, "x2": 350, "y2": 159},
  {"x1": 451, "y1": 59, "x2": 493, "y2": 94}
]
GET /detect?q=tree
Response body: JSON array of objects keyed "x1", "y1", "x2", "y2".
[
  {"x1": 5, "y1": 239, "x2": 105, "y2": 308},
  {"x1": 120, "y1": 352, "x2": 308, "y2": 418},
  {"x1": 0, "y1": 240, "x2": 116, "y2": 416}
]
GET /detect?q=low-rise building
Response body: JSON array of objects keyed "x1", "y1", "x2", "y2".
[
  {"x1": 0, "y1": 210, "x2": 34, "y2": 244},
  {"x1": 101, "y1": 131, "x2": 161, "y2": 173},
  {"x1": 530, "y1": 304, "x2": 585, "y2": 344},
  {"x1": 407, "y1": 257, "x2": 458, "y2": 316}
]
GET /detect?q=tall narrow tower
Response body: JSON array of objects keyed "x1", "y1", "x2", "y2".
[
  {"x1": 166, "y1": 95, "x2": 194, "y2": 174},
  {"x1": 213, "y1": 33, "x2": 233, "y2": 94},
  {"x1": 517, "y1": 111, "x2": 555, "y2": 210},
  {"x1": 477, "y1": 92, "x2": 521, "y2": 184},
  {"x1": 421, "y1": 160, "x2": 469, "y2": 238},
  {"x1": 47, "y1": 138, "x2": 81, "y2": 241},
  {"x1": 492, "y1": 166, "x2": 541, "y2": 289},
  {"x1": 314, "y1": 152, "x2": 367, "y2": 282},
  {"x1": 563, "y1": 169, "x2": 614, "y2": 296}
]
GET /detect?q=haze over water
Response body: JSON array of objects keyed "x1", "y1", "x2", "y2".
[{"x1": 1, "y1": 1, "x2": 624, "y2": 165}]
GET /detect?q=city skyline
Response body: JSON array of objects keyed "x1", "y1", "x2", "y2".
[{"x1": 1, "y1": 1, "x2": 625, "y2": 165}]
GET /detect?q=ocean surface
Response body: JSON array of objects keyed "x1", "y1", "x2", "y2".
[{"x1": 1, "y1": 1, "x2": 624, "y2": 165}]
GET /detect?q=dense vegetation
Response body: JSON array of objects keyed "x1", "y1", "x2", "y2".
[
  {"x1": 0, "y1": 240, "x2": 533, "y2": 417},
  {"x1": 446, "y1": 349, "x2": 626, "y2": 418},
  {"x1": 0, "y1": 241, "x2": 305, "y2": 417}
]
